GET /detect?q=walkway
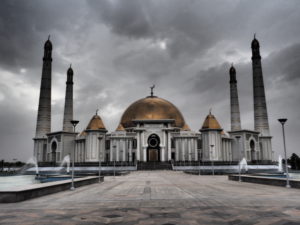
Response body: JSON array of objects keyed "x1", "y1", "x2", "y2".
[{"x1": 0, "y1": 171, "x2": 300, "y2": 224}]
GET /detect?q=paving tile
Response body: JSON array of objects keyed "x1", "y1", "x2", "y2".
[{"x1": 0, "y1": 171, "x2": 300, "y2": 224}]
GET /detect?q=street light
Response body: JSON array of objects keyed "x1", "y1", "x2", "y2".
[
  {"x1": 278, "y1": 118, "x2": 290, "y2": 188},
  {"x1": 70, "y1": 120, "x2": 79, "y2": 191},
  {"x1": 113, "y1": 145, "x2": 116, "y2": 178},
  {"x1": 236, "y1": 136, "x2": 241, "y2": 182},
  {"x1": 98, "y1": 137, "x2": 102, "y2": 183},
  {"x1": 210, "y1": 144, "x2": 215, "y2": 176},
  {"x1": 198, "y1": 149, "x2": 201, "y2": 176}
]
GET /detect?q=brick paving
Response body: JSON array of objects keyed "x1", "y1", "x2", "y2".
[{"x1": 0, "y1": 171, "x2": 300, "y2": 225}]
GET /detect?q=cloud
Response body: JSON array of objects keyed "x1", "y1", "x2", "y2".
[{"x1": 0, "y1": 0, "x2": 300, "y2": 161}]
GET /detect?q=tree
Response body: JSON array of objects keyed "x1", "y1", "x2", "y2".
[{"x1": 288, "y1": 153, "x2": 300, "y2": 170}]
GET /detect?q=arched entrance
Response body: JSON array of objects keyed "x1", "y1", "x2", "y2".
[
  {"x1": 147, "y1": 134, "x2": 160, "y2": 162},
  {"x1": 51, "y1": 141, "x2": 57, "y2": 164},
  {"x1": 250, "y1": 140, "x2": 255, "y2": 162}
]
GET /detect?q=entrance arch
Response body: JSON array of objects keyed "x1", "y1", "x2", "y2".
[
  {"x1": 147, "y1": 134, "x2": 160, "y2": 162},
  {"x1": 250, "y1": 140, "x2": 255, "y2": 162},
  {"x1": 51, "y1": 141, "x2": 57, "y2": 164}
]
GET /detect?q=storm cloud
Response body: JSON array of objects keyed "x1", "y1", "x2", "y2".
[{"x1": 0, "y1": 0, "x2": 300, "y2": 161}]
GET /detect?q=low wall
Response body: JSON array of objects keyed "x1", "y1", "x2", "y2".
[
  {"x1": 26, "y1": 166, "x2": 137, "y2": 174},
  {"x1": 228, "y1": 175, "x2": 300, "y2": 188},
  {"x1": 0, "y1": 176, "x2": 103, "y2": 203},
  {"x1": 174, "y1": 165, "x2": 278, "y2": 174}
]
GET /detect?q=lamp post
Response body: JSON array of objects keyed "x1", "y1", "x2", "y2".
[
  {"x1": 98, "y1": 137, "x2": 102, "y2": 183},
  {"x1": 113, "y1": 145, "x2": 116, "y2": 178},
  {"x1": 236, "y1": 136, "x2": 241, "y2": 182},
  {"x1": 210, "y1": 144, "x2": 215, "y2": 176},
  {"x1": 70, "y1": 120, "x2": 79, "y2": 191},
  {"x1": 198, "y1": 149, "x2": 201, "y2": 176},
  {"x1": 278, "y1": 118, "x2": 290, "y2": 188}
]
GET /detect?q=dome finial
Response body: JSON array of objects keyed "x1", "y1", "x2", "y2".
[
  {"x1": 69, "y1": 63, "x2": 72, "y2": 68},
  {"x1": 150, "y1": 84, "x2": 155, "y2": 97},
  {"x1": 209, "y1": 108, "x2": 212, "y2": 115},
  {"x1": 254, "y1": 33, "x2": 256, "y2": 39},
  {"x1": 48, "y1": 34, "x2": 50, "y2": 40},
  {"x1": 96, "y1": 108, "x2": 99, "y2": 115}
]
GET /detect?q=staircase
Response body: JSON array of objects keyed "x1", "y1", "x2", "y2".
[{"x1": 137, "y1": 161, "x2": 172, "y2": 170}]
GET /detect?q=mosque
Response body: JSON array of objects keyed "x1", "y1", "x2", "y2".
[{"x1": 33, "y1": 36, "x2": 273, "y2": 166}]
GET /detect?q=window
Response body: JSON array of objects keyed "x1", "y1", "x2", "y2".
[
  {"x1": 105, "y1": 140, "x2": 110, "y2": 150},
  {"x1": 132, "y1": 139, "x2": 137, "y2": 149},
  {"x1": 171, "y1": 139, "x2": 175, "y2": 148},
  {"x1": 197, "y1": 139, "x2": 202, "y2": 149}
]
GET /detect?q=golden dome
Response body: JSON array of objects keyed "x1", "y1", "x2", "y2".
[
  {"x1": 119, "y1": 96, "x2": 188, "y2": 129},
  {"x1": 86, "y1": 114, "x2": 106, "y2": 130},
  {"x1": 201, "y1": 112, "x2": 222, "y2": 129}
]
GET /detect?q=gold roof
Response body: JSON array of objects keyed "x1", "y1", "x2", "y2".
[
  {"x1": 182, "y1": 123, "x2": 191, "y2": 131},
  {"x1": 116, "y1": 123, "x2": 125, "y2": 131},
  {"x1": 86, "y1": 114, "x2": 106, "y2": 130},
  {"x1": 201, "y1": 112, "x2": 222, "y2": 129},
  {"x1": 119, "y1": 96, "x2": 188, "y2": 129}
]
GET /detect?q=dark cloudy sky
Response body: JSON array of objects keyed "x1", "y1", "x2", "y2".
[{"x1": 1, "y1": 0, "x2": 300, "y2": 162}]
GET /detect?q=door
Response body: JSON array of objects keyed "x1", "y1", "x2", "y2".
[{"x1": 149, "y1": 149, "x2": 158, "y2": 161}]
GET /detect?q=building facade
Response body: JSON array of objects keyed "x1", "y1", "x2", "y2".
[{"x1": 33, "y1": 36, "x2": 273, "y2": 165}]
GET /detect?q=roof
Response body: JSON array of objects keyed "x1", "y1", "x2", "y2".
[
  {"x1": 119, "y1": 96, "x2": 189, "y2": 130},
  {"x1": 86, "y1": 114, "x2": 106, "y2": 130},
  {"x1": 201, "y1": 112, "x2": 222, "y2": 129}
]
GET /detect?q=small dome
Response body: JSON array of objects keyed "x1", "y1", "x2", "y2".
[
  {"x1": 201, "y1": 112, "x2": 222, "y2": 129},
  {"x1": 44, "y1": 39, "x2": 52, "y2": 50},
  {"x1": 86, "y1": 114, "x2": 106, "y2": 130},
  {"x1": 119, "y1": 96, "x2": 188, "y2": 129}
]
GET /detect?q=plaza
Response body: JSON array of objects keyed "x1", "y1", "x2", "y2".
[{"x1": 0, "y1": 171, "x2": 300, "y2": 225}]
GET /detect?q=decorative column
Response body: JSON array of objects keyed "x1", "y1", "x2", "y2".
[
  {"x1": 181, "y1": 139, "x2": 185, "y2": 160},
  {"x1": 167, "y1": 132, "x2": 171, "y2": 160},
  {"x1": 129, "y1": 139, "x2": 132, "y2": 162},
  {"x1": 136, "y1": 132, "x2": 140, "y2": 161},
  {"x1": 188, "y1": 139, "x2": 191, "y2": 160},
  {"x1": 123, "y1": 140, "x2": 126, "y2": 161},
  {"x1": 175, "y1": 139, "x2": 179, "y2": 161}
]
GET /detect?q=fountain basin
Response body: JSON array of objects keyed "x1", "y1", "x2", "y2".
[
  {"x1": 0, "y1": 176, "x2": 103, "y2": 203},
  {"x1": 228, "y1": 174, "x2": 300, "y2": 189}
]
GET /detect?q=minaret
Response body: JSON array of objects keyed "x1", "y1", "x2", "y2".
[
  {"x1": 251, "y1": 35, "x2": 270, "y2": 136},
  {"x1": 229, "y1": 64, "x2": 241, "y2": 131},
  {"x1": 62, "y1": 65, "x2": 74, "y2": 132},
  {"x1": 35, "y1": 37, "x2": 52, "y2": 138}
]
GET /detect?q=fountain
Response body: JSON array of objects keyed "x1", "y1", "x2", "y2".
[
  {"x1": 59, "y1": 155, "x2": 70, "y2": 174},
  {"x1": 239, "y1": 158, "x2": 248, "y2": 172},
  {"x1": 14, "y1": 157, "x2": 39, "y2": 176},
  {"x1": 278, "y1": 155, "x2": 283, "y2": 172}
]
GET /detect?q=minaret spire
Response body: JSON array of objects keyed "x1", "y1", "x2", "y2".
[
  {"x1": 62, "y1": 65, "x2": 74, "y2": 132},
  {"x1": 251, "y1": 36, "x2": 270, "y2": 135},
  {"x1": 35, "y1": 38, "x2": 52, "y2": 137},
  {"x1": 229, "y1": 64, "x2": 241, "y2": 131}
]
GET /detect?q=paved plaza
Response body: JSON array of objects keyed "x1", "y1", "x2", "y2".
[{"x1": 0, "y1": 171, "x2": 300, "y2": 225}]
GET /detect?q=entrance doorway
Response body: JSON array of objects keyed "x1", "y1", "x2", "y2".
[
  {"x1": 250, "y1": 140, "x2": 255, "y2": 162},
  {"x1": 147, "y1": 134, "x2": 160, "y2": 162}
]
